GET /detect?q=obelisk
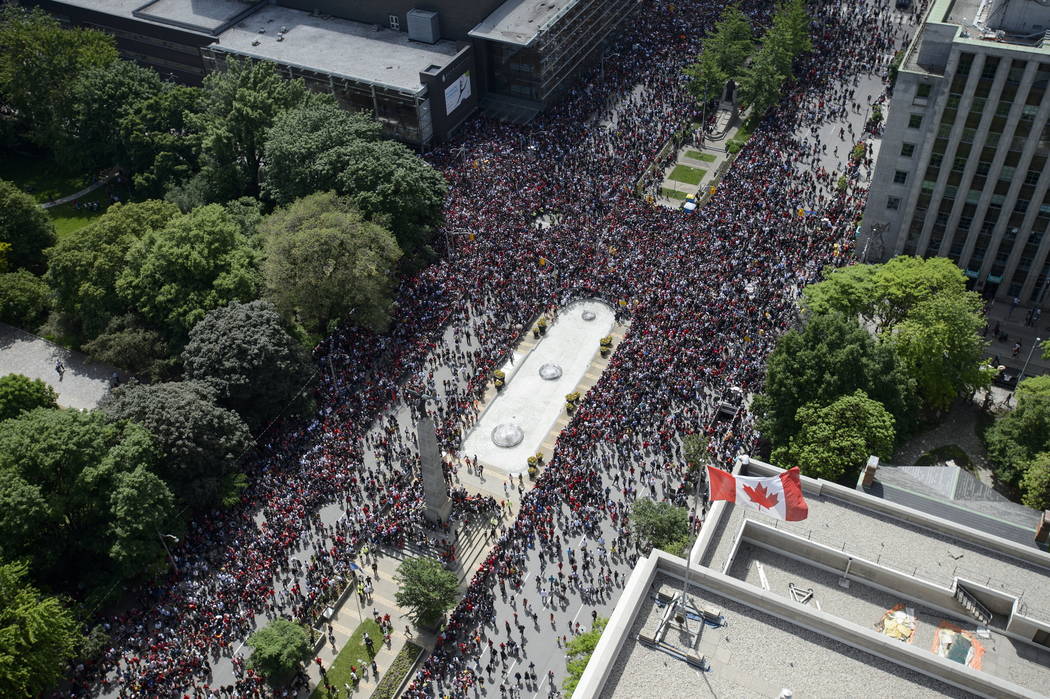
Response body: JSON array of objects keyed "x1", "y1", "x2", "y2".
[{"x1": 416, "y1": 398, "x2": 452, "y2": 525}]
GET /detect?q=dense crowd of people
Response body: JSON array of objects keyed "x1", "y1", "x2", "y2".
[{"x1": 58, "y1": 0, "x2": 921, "y2": 697}]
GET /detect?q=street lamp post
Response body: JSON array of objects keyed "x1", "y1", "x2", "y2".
[
  {"x1": 157, "y1": 530, "x2": 179, "y2": 574},
  {"x1": 1016, "y1": 337, "x2": 1042, "y2": 393}
]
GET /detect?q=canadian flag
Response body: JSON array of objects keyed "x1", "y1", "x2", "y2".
[{"x1": 706, "y1": 465, "x2": 809, "y2": 521}]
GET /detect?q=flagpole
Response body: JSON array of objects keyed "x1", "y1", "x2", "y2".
[{"x1": 675, "y1": 430, "x2": 712, "y2": 642}]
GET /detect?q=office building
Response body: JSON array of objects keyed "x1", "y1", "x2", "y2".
[
  {"x1": 574, "y1": 456, "x2": 1050, "y2": 698},
  {"x1": 860, "y1": 0, "x2": 1050, "y2": 303},
  {"x1": 27, "y1": 0, "x2": 636, "y2": 145}
]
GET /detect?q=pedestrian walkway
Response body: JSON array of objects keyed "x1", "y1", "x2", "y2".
[
  {"x1": 0, "y1": 322, "x2": 119, "y2": 409},
  {"x1": 40, "y1": 167, "x2": 118, "y2": 209}
]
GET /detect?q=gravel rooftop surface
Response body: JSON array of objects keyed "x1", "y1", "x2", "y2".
[
  {"x1": 728, "y1": 543, "x2": 1050, "y2": 695},
  {"x1": 600, "y1": 574, "x2": 976, "y2": 698}
]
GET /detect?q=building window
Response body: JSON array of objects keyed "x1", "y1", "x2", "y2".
[
  {"x1": 894, "y1": 170, "x2": 909, "y2": 184},
  {"x1": 388, "y1": 14, "x2": 400, "y2": 30},
  {"x1": 901, "y1": 143, "x2": 915, "y2": 157},
  {"x1": 908, "y1": 114, "x2": 923, "y2": 128},
  {"x1": 887, "y1": 196, "x2": 901, "y2": 210}
]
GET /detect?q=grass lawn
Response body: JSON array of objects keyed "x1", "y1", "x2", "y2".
[
  {"x1": 668, "y1": 164, "x2": 706, "y2": 186},
  {"x1": 660, "y1": 187, "x2": 690, "y2": 200},
  {"x1": 685, "y1": 150, "x2": 717, "y2": 162},
  {"x1": 311, "y1": 619, "x2": 382, "y2": 698},
  {"x1": 0, "y1": 151, "x2": 93, "y2": 204},
  {"x1": 48, "y1": 182, "x2": 134, "y2": 239}
]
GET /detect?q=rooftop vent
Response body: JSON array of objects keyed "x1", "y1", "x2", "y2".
[{"x1": 407, "y1": 8, "x2": 440, "y2": 44}]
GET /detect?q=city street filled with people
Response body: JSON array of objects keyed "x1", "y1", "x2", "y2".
[{"x1": 61, "y1": 0, "x2": 924, "y2": 697}]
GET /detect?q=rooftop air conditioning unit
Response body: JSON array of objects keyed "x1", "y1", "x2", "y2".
[{"x1": 407, "y1": 9, "x2": 440, "y2": 44}]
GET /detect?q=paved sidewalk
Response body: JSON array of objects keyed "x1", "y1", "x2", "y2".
[
  {"x1": 0, "y1": 322, "x2": 119, "y2": 409},
  {"x1": 40, "y1": 168, "x2": 118, "y2": 209}
]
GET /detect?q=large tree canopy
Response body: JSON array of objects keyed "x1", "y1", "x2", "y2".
[
  {"x1": 246, "y1": 619, "x2": 312, "y2": 685},
  {"x1": 773, "y1": 390, "x2": 895, "y2": 483},
  {"x1": 115, "y1": 203, "x2": 259, "y2": 339},
  {"x1": 333, "y1": 139, "x2": 447, "y2": 257},
  {"x1": 0, "y1": 179, "x2": 56, "y2": 274},
  {"x1": 100, "y1": 381, "x2": 252, "y2": 507},
  {"x1": 262, "y1": 92, "x2": 383, "y2": 205},
  {"x1": 631, "y1": 498, "x2": 692, "y2": 555},
  {"x1": 684, "y1": 6, "x2": 753, "y2": 102},
  {"x1": 753, "y1": 312, "x2": 916, "y2": 449},
  {"x1": 182, "y1": 300, "x2": 314, "y2": 430},
  {"x1": 119, "y1": 85, "x2": 204, "y2": 198},
  {"x1": 0, "y1": 270, "x2": 51, "y2": 330},
  {"x1": 259, "y1": 191, "x2": 401, "y2": 337},
  {"x1": 68, "y1": 59, "x2": 164, "y2": 170},
  {"x1": 0, "y1": 561, "x2": 80, "y2": 698},
  {"x1": 985, "y1": 375, "x2": 1050, "y2": 489},
  {"x1": 46, "y1": 200, "x2": 180, "y2": 340},
  {"x1": 0, "y1": 6, "x2": 117, "y2": 150},
  {"x1": 394, "y1": 557, "x2": 459, "y2": 627},
  {"x1": 803, "y1": 256, "x2": 969, "y2": 332},
  {"x1": 0, "y1": 408, "x2": 172, "y2": 587},
  {"x1": 187, "y1": 57, "x2": 306, "y2": 201},
  {"x1": 889, "y1": 290, "x2": 992, "y2": 413},
  {"x1": 0, "y1": 374, "x2": 57, "y2": 422}
]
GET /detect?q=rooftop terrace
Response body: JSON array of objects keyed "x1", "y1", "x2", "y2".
[{"x1": 469, "y1": 0, "x2": 579, "y2": 46}]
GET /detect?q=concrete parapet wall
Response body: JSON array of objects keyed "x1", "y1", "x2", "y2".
[{"x1": 741, "y1": 458, "x2": 1050, "y2": 572}]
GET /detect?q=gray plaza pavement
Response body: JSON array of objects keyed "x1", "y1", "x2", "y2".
[{"x1": 0, "y1": 322, "x2": 117, "y2": 410}]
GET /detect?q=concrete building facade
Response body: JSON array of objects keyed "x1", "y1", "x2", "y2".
[
  {"x1": 26, "y1": 0, "x2": 637, "y2": 146},
  {"x1": 861, "y1": 0, "x2": 1050, "y2": 303}
]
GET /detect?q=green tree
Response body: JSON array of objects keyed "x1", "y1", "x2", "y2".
[
  {"x1": 773, "y1": 390, "x2": 895, "y2": 483},
  {"x1": 394, "y1": 557, "x2": 459, "y2": 628},
  {"x1": 631, "y1": 498, "x2": 692, "y2": 555},
  {"x1": 0, "y1": 374, "x2": 57, "y2": 422},
  {"x1": 737, "y1": 38, "x2": 787, "y2": 115},
  {"x1": 108, "y1": 464, "x2": 176, "y2": 577},
  {"x1": 246, "y1": 618, "x2": 312, "y2": 686},
  {"x1": 46, "y1": 200, "x2": 180, "y2": 340},
  {"x1": 562, "y1": 617, "x2": 607, "y2": 697},
  {"x1": 188, "y1": 57, "x2": 306, "y2": 200},
  {"x1": 182, "y1": 300, "x2": 314, "y2": 430},
  {"x1": 68, "y1": 59, "x2": 164, "y2": 169},
  {"x1": 681, "y1": 433, "x2": 709, "y2": 477},
  {"x1": 100, "y1": 381, "x2": 251, "y2": 507},
  {"x1": 1020, "y1": 451, "x2": 1050, "y2": 511},
  {"x1": 0, "y1": 6, "x2": 117, "y2": 151},
  {"x1": 262, "y1": 92, "x2": 382, "y2": 205},
  {"x1": 753, "y1": 312, "x2": 917, "y2": 449},
  {"x1": 804, "y1": 256, "x2": 968, "y2": 332},
  {"x1": 985, "y1": 375, "x2": 1050, "y2": 489},
  {"x1": 119, "y1": 85, "x2": 203, "y2": 198},
  {"x1": 890, "y1": 290, "x2": 992, "y2": 413},
  {"x1": 81, "y1": 314, "x2": 175, "y2": 381},
  {"x1": 764, "y1": 0, "x2": 812, "y2": 75},
  {"x1": 0, "y1": 179, "x2": 56, "y2": 274},
  {"x1": 333, "y1": 139, "x2": 447, "y2": 257},
  {"x1": 0, "y1": 270, "x2": 52, "y2": 330},
  {"x1": 684, "y1": 6, "x2": 753, "y2": 102},
  {"x1": 0, "y1": 408, "x2": 169, "y2": 587},
  {"x1": 116, "y1": 203, "x2": 259, "y2": 340},
  {"x1": 259, "y1": 192, "x2": 401, "y2": 337},
  {"x1": 0, "y1": 561, "x2": 80, "y2": 698}
]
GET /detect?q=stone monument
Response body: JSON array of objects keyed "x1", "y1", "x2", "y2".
[{"x1": 416, "y1": 396, "x2": 452, "y2": 525}]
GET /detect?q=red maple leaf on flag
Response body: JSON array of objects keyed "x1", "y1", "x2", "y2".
[{"x1": 742, "y1": 483, "x2": 779, "y2": 509}]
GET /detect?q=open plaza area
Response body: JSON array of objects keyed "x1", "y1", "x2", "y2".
[{"x1": 14, "y1": 0, "x2": 1050, "y2": 697}]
